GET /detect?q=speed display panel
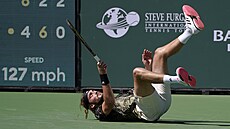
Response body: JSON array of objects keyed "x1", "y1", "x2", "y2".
[{"x1": 0, "y1": 0, "x2": 76, "y2": 87}]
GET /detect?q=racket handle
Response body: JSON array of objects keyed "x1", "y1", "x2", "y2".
[{"x1": 94, "y1": 55, "x2": 101, "y2": 63}]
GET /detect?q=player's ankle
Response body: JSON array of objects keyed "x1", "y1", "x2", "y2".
[{"x1": 178, "y1": 29, "x2": 192, "y2": 44}]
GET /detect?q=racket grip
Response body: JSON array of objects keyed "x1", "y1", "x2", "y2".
[{"x1": 94, "y1": 55, "x2": 101, "y2": 63}]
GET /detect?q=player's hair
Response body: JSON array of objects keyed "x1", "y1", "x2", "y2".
[
  {"x1": 80, "y1": 90, "x2": 104, "y2": 119},
  {"x1": 80, "y1": 91, "x2": 90, "y2": 119}
]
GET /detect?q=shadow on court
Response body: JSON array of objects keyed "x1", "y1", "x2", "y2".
[
  {"x1": 157, "y1": 120, "x2": 230, "y2": 127},
  {"x1": 96, "y1": 119, "x2": 230, "y2": 127}
]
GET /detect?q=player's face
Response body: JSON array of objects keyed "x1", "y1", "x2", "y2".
[{"x1": 87, "y1": 90, "x2": 103, "y2": 104}]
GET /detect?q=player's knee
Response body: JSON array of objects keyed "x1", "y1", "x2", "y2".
[
  {"x1": 154, "y1": 47, "x2": 168, "y2": 59},
  {"x1": 133, "y1": 67, "x2": 143, "y2": 78}
]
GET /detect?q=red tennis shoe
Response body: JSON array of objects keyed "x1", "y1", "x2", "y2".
[
  {"x1": 188, "y1": 75, "x2": 196, "y2": 88},
  {"x1": 182, "y1": 5, "x2": 204, "y2": 34},
  {"x1": 176, "y1": 67, "x2": 196, "y2": 88}
]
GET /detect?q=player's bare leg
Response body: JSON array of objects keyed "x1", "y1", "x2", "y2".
[{"x1": 133, "y1": 5, "x2": 204, "y2": 97}]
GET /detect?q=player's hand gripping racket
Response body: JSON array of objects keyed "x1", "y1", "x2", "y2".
[{"x1": 66, "y1": 19, "x2": 101, "y2": 63}]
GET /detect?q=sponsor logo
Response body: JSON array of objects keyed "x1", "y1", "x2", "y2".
[
  {"x1": 213, "y1": 29, "x2": 230, "y2": 52},
  {"x1": 145, "y1": 12, "x2": 185, "y2": 33},
  {"x1": 96, "y1": 8, "x2": 185, "y2": 38},
  {"x1": 96, "y1": 7, "x2": 140, "y2": 38}
]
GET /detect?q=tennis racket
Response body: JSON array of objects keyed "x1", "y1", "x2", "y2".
[{"x1": 66, "y1": 19, "x2": 101, "y2": 63}]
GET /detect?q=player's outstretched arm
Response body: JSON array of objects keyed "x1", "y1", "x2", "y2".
[{"x1": 97, "y1": 61, "x2": 115, "y2": 115}]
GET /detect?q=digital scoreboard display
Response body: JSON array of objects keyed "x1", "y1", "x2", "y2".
[{"x1": 0, "y1": 0, "x2": 76, "y2": 87}]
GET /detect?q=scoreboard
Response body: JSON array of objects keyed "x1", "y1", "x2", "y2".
[{"x1": 0, "y1": 0, "x2": 76, "y2": 87}]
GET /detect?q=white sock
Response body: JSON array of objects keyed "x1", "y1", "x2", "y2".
[
  {"x1": 163, "y1": 75, "x2": 180, "y2": 84},
  {"x1": 178, "y1": 29, "x2": 193, "y2": 44}
]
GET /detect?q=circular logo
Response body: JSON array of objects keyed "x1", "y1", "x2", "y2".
[{"x1": 97, "y1": 7, "x2": 140, "y2": 38}]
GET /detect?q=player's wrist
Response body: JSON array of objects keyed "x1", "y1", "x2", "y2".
[
  {"x1": 99, "y1": 74, "x2": 110, "y2": 85},
  {"x1": 98, "y1": 70, "x2": 107, "y2": 75}
]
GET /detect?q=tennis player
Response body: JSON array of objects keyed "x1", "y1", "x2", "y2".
[{"x1": 80, "y1": 5, "x2": 204, "y2": 122}]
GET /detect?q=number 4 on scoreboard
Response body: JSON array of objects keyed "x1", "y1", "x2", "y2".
[{"x1": 21, "y1": 26, "x2": 31, "y2": 38}]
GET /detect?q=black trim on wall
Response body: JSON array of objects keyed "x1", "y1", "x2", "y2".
[{"x1": 75, "y1": 0, "x2": 82, "y2": 91}]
